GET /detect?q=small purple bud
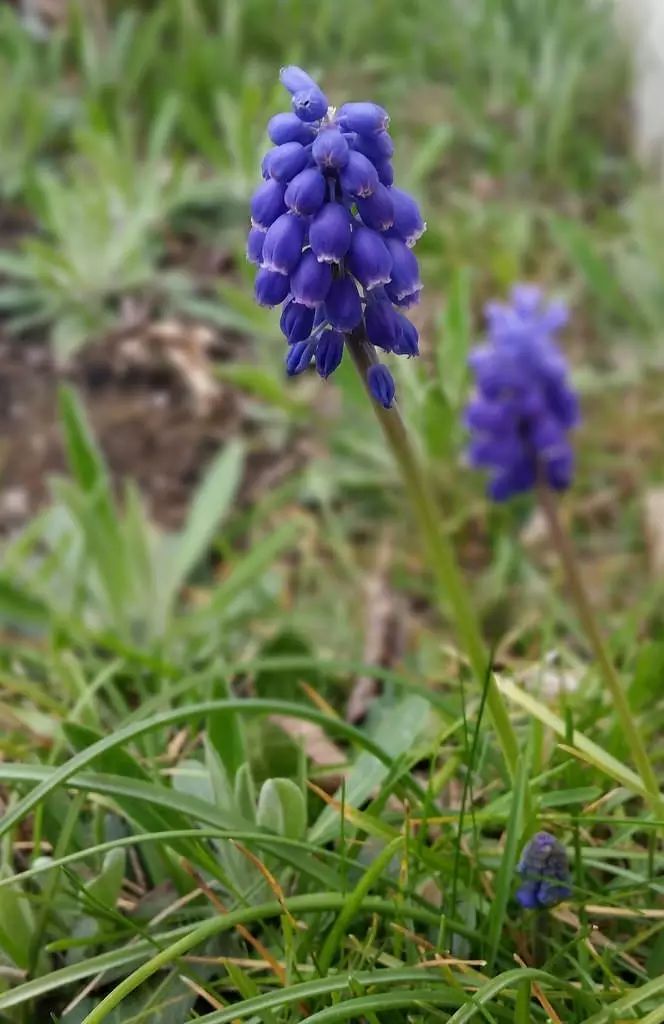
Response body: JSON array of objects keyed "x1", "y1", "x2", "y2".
[
  {"x1": 392, "y1": 314, "x2": 419, "y2": 356},
  {"x1": 285, "y1": 168, "x2": 327, "y2": 216},
  {"x1": 285, "y1": 339, "x2": 315, "y2": 376},
  {"x1": 357, "y1": 183, "x2": 395, "y2": 232},
  {"x1": 339, "y1": 151, "x2": 379, "y2": 198},
  {"x1": 292, "y1": 87, "x2": 329, "y2": 123},
  {"x1": 384, "y1": 237, "x2": 422, "y2": 301},
  {"x1": 516, "y1": 832, "x2": 571, "y2": 910},
  {"x1": 280, "y1": 299, "x2": 315, "y2": 343},
  {"x1": 390, "y1": 187, "x2": 426, "y2": 247},
  {"x1": 312, "y1": 127, "x2": 350, "y2": 169},
  {"x1": 280, "y1": 65, "x2": 319, "y2": 95},
  {"x1": 346, "y1": 225, "x2": 392, "y2": 290},
  {"x1": 290, "y1": 250, "x2": 333, "y2": 308},
  {"x1": 268, "y1": 112, "x2": 315, "y2": 146},
  {"x1": 375, "y1": 160, "x2": 394, "y2": 186},
  {"x1": 315, "y1": 329, "x2": 345, "y2": 378},
  {"x1": 367, "y1": 363, "x2": 396, "y2": 408},
  {"x1": 352, "y1": 130, "x2": 395, "y2": 162},
  {"x1": 337, "y1": 101, "x2": 390, "y2": 134},
  {"x1": 254, "y1": 267, "x2": 290, "y2": 308},
  {"x1": 309, "y1": 202, "x2": 352, "y2": 263},
  {"x1": 364, "y1": 293, "x2": 400, "y2": 351},
  {"x1": 246, "y1": 226, "x2": 265, "y2": 265},
  {"x1": 251, "y1": 179, "x2": 287, "y2": 229},
  {"x1": 261, "y1": 213, "x2": 306, "y2": 275},
  {"x1": 268, "y1": 142, "x2": 310, "y2": 183},
  {"x1": 324, "y1": 275, "x2": 362, "y2": 331}
]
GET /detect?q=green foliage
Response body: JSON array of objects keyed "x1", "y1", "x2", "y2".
[
  {"x1": 0, "y1": 7, "x2": 71, "y2": 199},
  {"x1": 0, "y1": 120, "x2": 194, "y2": 360},
  {"x1": 0, "y1": 386, "x2": 294, "y2": 656},
  {"x1": 0, "y1": 0, "x2": 637, "y2": 360}
]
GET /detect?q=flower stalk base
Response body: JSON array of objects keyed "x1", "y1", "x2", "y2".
[
  {"x1": 538, "y1": 484, "x2": 662, "y2": 816},
  {"x1": 347, "y1": 327, "x2": 521, "y2": 783}
]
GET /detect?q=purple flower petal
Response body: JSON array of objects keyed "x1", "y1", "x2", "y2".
[
  {"x1": 280, "y1": 299, "x2": 315, "y2": 343},
  {"x1": 292, "y1": 87, "x2": 329, "y2": 123},
  {"x1": 267, "y1": 142, "x2": 310, "y2": 183},
  {"x1": 268, "y1": 112, "x2": 316, "y2": 146},
  {"x1": 246, "y1": 226, "x2": 265, "y2": 265},
  {"x1": 312, "y1": 127, "x2": 350, "y2": 169},
  {"x1": 286, "y1": 339, "x2": 315, "y2": 375},
  {"x1": 309, "y1": 202, "x2": 352, "y2": 263},
  {"x1": 251, "y1": 179, "x2": 286, "y2": 229},
  {"x1": 285, "y1": 168, "x2": 327, "y2": 216},
  {"x1": 337, "y1": 101, "x2": 390, "y2": 134},
  {"x1": 357, "y1": 183, "x2": 395, "y2": 232},
  {"x1": 346, "y1": 225, "x2": 392, "y2": 290},
  {"x1": 367, "y1": 363, "x2": 396, "y2": 408},
  {"x1": 315, "y1": 329, "x2": 345, "y2": 378},
  {"x1": 254, "y1": 267, "x2": 290, "y2": 308},
  {"x1": 280, "y1": 65, "x2": 319, "y2": 95},
  {"x1": 339, "y1": 151, "x2": 379, "y2": 198},
  {"x1": 324, "y1": 275, "x2": 362, "y2": 331},
  {"x1": 290, "y1": 251, "x2": 333, "y2": 308}
]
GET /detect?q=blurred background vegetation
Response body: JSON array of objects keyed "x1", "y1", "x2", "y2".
[{"x1": 0, "y1": 1, "x2": 663, "y2": 1021}]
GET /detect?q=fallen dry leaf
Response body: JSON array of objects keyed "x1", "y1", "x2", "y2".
[
  {"x1": 643, "y1": 487, "x2": 664, "y2": 576},
  {"x1": 520, "y1": 507, "x2": 549, "y2": 551},
  {"x1": 112, "y1": 320, "x2": 220, "y2": 416},
  {"x1": 270, "y1": 714, "x2": 345, "y2": 790}
]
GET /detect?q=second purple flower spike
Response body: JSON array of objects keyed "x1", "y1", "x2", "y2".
[
  {"x1": 465, "y1": 284, "x2": 580, "y2": 501},
  {"x1": 249, "y1": 66, "x2": 426, "y2": 408}
]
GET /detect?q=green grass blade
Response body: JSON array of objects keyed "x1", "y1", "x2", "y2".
[
  {"x1": 296, "y1": 989, "x2": 469, "y2": 1022},
  {"x1": 485, "y1": 753, "x2": 528, "y2": 968},
  {"x1": 193, "y1": 969, "x2": 456, "y2": 1024},
  {"x1": 583, "y1": 974, "x2": 664, "y2": 1024},
  {"x1": 0, "y1": 698, "x2": 403, "y2": 838},
  {"x1": 318, "y1": 836, "x2": 403, "y2": 975},
  {"x1": 0, "y1": 767, "x2": 343, "y2": 888},
  {"x1": 161, "y1": 439, "x2": 244, "y2": 615},
  {"x1": 496, "y1": 675, "x2": 647, "y2": 795},
  {"x1": 76, "y1": 893, "x2": 442, "y2": 1024}
]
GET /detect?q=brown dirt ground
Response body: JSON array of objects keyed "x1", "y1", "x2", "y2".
[{"x1": 0, "y1": 320, "x2": 305, "y2": 533}]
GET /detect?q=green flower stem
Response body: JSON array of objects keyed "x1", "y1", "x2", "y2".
[
  {"x1": 538, "y1": 484, "x2": 663, "y2": 817},
  {"x1": 347, "y1": 329, "x2": 520, "y2": 782}
]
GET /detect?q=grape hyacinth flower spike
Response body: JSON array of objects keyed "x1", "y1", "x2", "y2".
[
  {"x1": 249, "y1": 68, "x2": 524, "y2": 795},
  {"x1": 248, "y1": 65, "x2": 426, "y2": 407},
  {"x1": 465, "y1": 287, "x2": 664, "y2": 815},
  {"x1": 465, "y1": 284, "x2": 580, "y2": 502},
  {"x1": 516, "y1": 831, "x2": 571, "y2": 910}
]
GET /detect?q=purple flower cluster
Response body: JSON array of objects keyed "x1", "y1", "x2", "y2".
[
  {"x1": 248, "y1": 65, "x2": 426, "y2": 407},
  {"x1": 516, "y1": 831, "x2": 571, "y2": 910},
  {"x1": 465, "y1": 285, "x2": 580, "y2": 501}
]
